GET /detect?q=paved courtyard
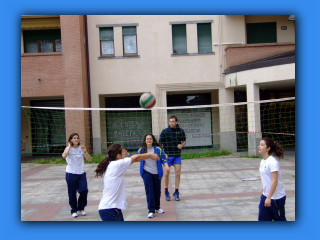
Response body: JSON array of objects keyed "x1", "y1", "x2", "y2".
[{"x1": 21, "y1": 155, "x2": 295, "y2": 221}]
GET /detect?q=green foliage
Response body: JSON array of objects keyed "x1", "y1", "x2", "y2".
[
  {"x1": 32, "y1": 157, "x2": 66, "y2": 164},
  {"x1": 239, "y1": 155, "x2": 261, "y2": 158},
  {"x1": 90, "y1": 154, "x2": 108, "y2": 163},
  {"x1": 181, "y1": 150, "x2": 231, "y2": 160},
  {"x1": 29, "y1": 150, "x2": 231, "y2": 164}
]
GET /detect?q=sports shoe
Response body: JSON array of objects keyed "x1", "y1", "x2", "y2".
[
  {"x1": 148, "y1": 212, "x2": 154, "y2": 218},
  {"x1": 156, "y1": 208, "x2": 165, "y2": 214},
  {"x1": 173, "y1": 191, "x2": 180, "y2": 201},
  {"x1": 78, "y1": 210, "x2": 86, "y2": 216},
  {"x1": 71, "y1": 212, "x2": 78, "y2": 218},
  {"x1": 165, "y1": 191, "x2": 170, "y2": 201}
]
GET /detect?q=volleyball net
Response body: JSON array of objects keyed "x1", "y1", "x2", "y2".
[{"x1": 21, "y1": 97, "x2": 295, "y2": 156}]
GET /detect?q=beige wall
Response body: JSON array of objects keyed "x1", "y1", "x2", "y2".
[
  {"x1": 221, "y1": 15, "x2": 246, "y2": 43},
  {"x1": 245, "y1": 15, "x2": 295, "y2": 43},
  {"x1": 87, "y1": 15, "x2": 226, "y2": 109}
]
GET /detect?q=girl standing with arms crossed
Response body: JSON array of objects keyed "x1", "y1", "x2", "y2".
[
  {"x1": 95, "y1": 144, "x2": 160, "y2": 221},
  {"x1": 62, "y1": 133, "x2": 92, "y2": 218},
  {"x1": 258, "y1": 137, "x2": 287, "y2": 221},
  {"x1": 137, "y1": 134, "x2": 169, "y2": 218}
]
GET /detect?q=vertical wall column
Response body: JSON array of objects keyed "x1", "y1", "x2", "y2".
[
  {"x1": 186, "y1": 24, "x2": 198, "y2": 53},
  {"x1": 61, "y1": 15, "x2": 90, "y2": 151},
  {"x1": 90, "y1": 95, "x2": 102, "y2": 154},
  {"x1": 246, "y1": 83, "x2": 261, "y2": 155},
  {"x1": 153, "y1": 87, "x2": 168, "y2": 141},
  {"x1": 114, "y1": 27, "x2": 123, "y2": 56},
  {"x1": 219, "y1": 88, "x2": 237, "y2": 151}
]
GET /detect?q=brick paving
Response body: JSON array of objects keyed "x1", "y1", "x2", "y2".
[{"x1": 21, "y1": 156, "x2": 295, "y2": 221}]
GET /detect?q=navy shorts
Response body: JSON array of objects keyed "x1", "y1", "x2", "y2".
[
  {"x1": 99, "y1": 208, "x2": 124, "y2": 221},
  {"x1": 167, "y1": 156, "x2": 181, "y2": 167}
]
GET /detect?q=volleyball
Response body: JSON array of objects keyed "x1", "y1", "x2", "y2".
[{"x1": 139, "y1": 92, "x2": 156, "y2": 109}]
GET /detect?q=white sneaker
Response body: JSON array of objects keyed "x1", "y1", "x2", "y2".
[
  {"x1": 156, "y1": 208, "x2": 165, "y2": 214},
  {"x1": 148, "y1": 212, "x2": 154, "y2": 218},
  {"x1": 78, "y1": 210, "x2": 86, "y2": 216},
  {"x1": 72, "y1": 212, "x2": 78, "y2": 218}
]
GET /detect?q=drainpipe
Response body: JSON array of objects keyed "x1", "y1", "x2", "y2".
[{"x1": 84, "y1": 15, "x2": 93, "y2": 153}]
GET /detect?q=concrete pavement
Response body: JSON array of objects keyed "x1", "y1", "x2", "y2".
[{"x1": 21, "y1": 155, "x2": 295, "y2": 221}]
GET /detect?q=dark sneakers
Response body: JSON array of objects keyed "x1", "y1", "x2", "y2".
[
  {"x1": 173, "y1": 191, "x2": 180, "y2": 201},
  {"x1": 165, "y1": 191, "x2": 170, "y2": 201}
]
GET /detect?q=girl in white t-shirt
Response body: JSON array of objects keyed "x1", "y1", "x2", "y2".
[
  {"x1": 258, "y1": 137, "x2": 287, "y2": 221},
  {"x1": 62, "y1": 133, "x2": 92, "y2": 218},
  {"x1": 94, "y1": 144, "x2": 160, "y2": 221}
]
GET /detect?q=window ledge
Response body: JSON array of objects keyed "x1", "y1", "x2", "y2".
[
  {"x1": 171, "y1": 52, "x2": 215, "y2": 57},
  {"x1": 21, "y1": 52, "x2": 62, "y2": 57},
  {"x1": 98, "y1": 55, "x2": 140, "y2": 60}
]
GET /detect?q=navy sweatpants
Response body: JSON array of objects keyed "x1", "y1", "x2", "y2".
[
  {"x1": 142, "y1": 171, "x2": 161, "y2": 213},
  {"x1": 65, "y1": 172, "x2": 88, "y2": 214},
  {"x1": 258, "y1": 194, "x2": 287, "y2": 221}
]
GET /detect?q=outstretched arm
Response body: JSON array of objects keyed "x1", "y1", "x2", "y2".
[{"x1": 130, "y1": 153, "x2": 159, "y2": 165}]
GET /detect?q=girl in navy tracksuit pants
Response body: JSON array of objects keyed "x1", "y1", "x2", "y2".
[
  {"x1": 62, "y1": 133, "x2": 92, "y2": 218},
  {"x1": 258, "y1": 137, "x2": 287, "y2": 221},
  {"x1": 136, "y1": 134, "x2": 169, "y2": 218}
]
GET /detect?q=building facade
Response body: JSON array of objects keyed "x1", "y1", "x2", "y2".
[
  {"x1": 86, "y1": 15, "x2": 295, "y2": 154},
  {"x1": 21, "y1": 15, "x2": 90, "y2": 156},
  {"x1": 21, "y1": 15, "x2": 295, "y2": 157}
]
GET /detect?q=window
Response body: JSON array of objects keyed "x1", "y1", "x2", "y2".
[
  {"x1": 23, "y1": 30, "x2": 61, "y2": 53},
  {"x1": 105, "y1": 96, "x2": 151, "y2": 150},
  {"x1": 246, "y1": 22, "x2": 277, "y2": 44},
  {"x1": 122, "y1": 26, "x2": 137, "y2": 55},
  {"x1": 197, "y1": 23, "x2": 212, "y2": 53},
  {"x1": 100, "y1": 27, "x2": 114, "y2": 55},
  {"x1": 172, "y1": 24, "x2": 187, "y2": 54}
]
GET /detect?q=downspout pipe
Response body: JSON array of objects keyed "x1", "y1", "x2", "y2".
[{"x1": 84, "y1": 15, "x2": 93, "y2": 153}]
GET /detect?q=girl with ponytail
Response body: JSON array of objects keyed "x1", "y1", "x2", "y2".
[
  {"x1": 258, "y1": 137, "x2": 287, "y2": 221},
  {"x1": 94, "y1": 144, "x2": 160, "y2": 221}
]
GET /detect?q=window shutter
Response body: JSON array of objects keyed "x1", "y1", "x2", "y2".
[
  {"x1": 23, "y1": 30, "x2": 61, "y2": 41},
  {"x1": 197, "y1": 23, "x2": 212, "y2": 53},
  {"x1": 172, "y1": 24, "x2": 187, "y2": 54},
  {"x1": 247, "y1": 22, "x2": 277, "y2": 44},
  {"x1": 122, "y1": 26, "x2": 136, "y2": 35},
  {"x1": 100, "y1": 28, "x2": 114, "y2": 40}
]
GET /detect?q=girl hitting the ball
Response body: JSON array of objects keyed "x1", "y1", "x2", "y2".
[
  {"x1": 95, "y1": 144, "x2": 160, "y2": 221},
  {"x1": 258, "y1": 137, "x2": 287, "y2": 221},
  {"x1": 62, "y1": 133, "x2": 92, "y2": 218},
  {"x1": 136, "y1": 134, "x2": 169, "y2": 218}
]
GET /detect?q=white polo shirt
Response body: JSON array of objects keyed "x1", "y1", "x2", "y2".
[
  {"x1": 65, "y1": 146, "x2": 84, "y2": 174},
  {"x1": 98, "y1": 157, "x2": 132, "y2": 210},
  {"x1": 259, "y1": 155, "x2": 286, "y2": 200}
]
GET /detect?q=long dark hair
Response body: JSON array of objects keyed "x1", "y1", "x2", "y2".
[
  {"x1": 68, "y1": 133, "x2": 80, "y2": 145},
  {"x1": 140, "y1": 134, "x2": 163, "y2": 153},
  {"x1": 262, "y1": 137, "x2": 284, "y2": 159},
  {"x1": 94, "y1": 144, "x2": 123, "y2": 178}
]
